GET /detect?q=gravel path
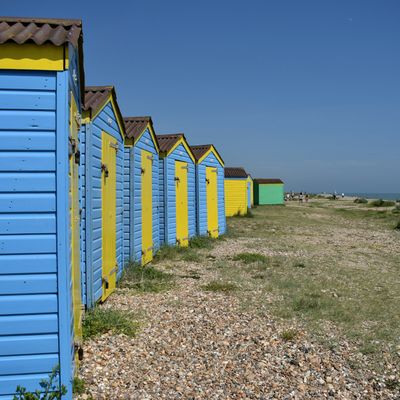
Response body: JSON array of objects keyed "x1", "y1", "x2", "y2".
[{"x1": 77, "y1": 241, "x2": 397, "y2": 399}]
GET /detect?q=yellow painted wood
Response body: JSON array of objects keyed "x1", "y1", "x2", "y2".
[
  {"x1": 141, "y1": 150, "x2": 153, "y2": 265},
  {"x1": 206, "y1": 167, "x2": 219, "y2": 237},
  {"x1": 0, "y1": 43, "x2": 65, "y2": 70},
  {"x1": 224, "y1": 179, "x2": 248, "y2": 216},
  {"x1": 69, "y1": 93, "x2": 82, "y2": 351},
  {"x1": 163, "y1": 138, "x2": 195, "y2": 163},
  {"x1": 175, "y1": 161, "x2": 189, "y2": 247},
  {"x1": 197, "y1": 146, "x2": 224, "y2": 166},
  {"x1": 101, "y1": 132, "x2": 117, "y2": 301}
]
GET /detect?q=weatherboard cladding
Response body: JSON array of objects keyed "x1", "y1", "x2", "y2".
[
  {"x1": 81, "y1": 99, "x2": 124, "y2": 307},
  {"x1": 0, "y1": 66, "x2": 80, "y2": 397},
  {"x1": 158, "y1": 137, "x2": 196, "y2": 245},
  {"x1": 123, "y1": 124, "x2": 160, "y2": 263},
  {"x1": 192, "y1": 147, "x2": 226, "y2": 236}
]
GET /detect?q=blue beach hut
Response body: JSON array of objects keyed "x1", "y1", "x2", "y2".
[
  {"x1": 123, "y1": 117, "x2": 160, "y2": 265},
  {"x1": 79, "y1": 86, "x2": 125, "y2": 308},
  {"x1": 0, "y1": 17, "x2": 84, "y2": 398},
  {"x1": 190, "y1": 145, "x2": 226, "y2": 238},
  {"x1": 157, "y1": 134, "x2": 196, "y2": 247}
]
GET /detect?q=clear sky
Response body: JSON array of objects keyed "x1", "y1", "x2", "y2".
[{"x1": 3, "y1": 0, "x2": 399, "y2": 193}]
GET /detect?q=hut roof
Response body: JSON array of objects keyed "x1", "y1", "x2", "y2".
[
  {"x1": 124, "y1": 116, "x2": 153, "y2": 140},
  {"x1": 224, "y1": 167, "x2": 248, "y2": 178},
  {"x1": 254, "y1": 178, "x2": 284, "y2": 184}
]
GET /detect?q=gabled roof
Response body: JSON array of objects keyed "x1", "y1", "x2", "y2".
[
  {"x1": 224, "y1": 167, "x2": 248, "y2": 178},
  {"x1": 123, "y1": 116, "x2": 159, "y2": 151},
  {"x1": 0, "y1": 17, "x2": 82, "y2": 47},
  {"x1": 83, "y1": 86, "x2": 125, "y2": 137},
  {"x1": 190, "y1": 144, "x2": 224, "y2": 165},
  {"x1": 0, "y1": 16, "x2": 85, "y2": 101},
  {"x1": 254, "y1": 178, "x2": 284, "y2": 184},
  {"x1": 156, "y1": 133, "x2": 195, "y2": 162}
]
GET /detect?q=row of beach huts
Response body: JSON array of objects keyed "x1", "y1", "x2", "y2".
[{"x1": 0, "y1": 17, "x2": 283, "y2": 398}]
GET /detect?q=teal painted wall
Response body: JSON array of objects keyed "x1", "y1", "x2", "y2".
[{"x1": 255, "y1": 183, "x2": 284, "y2": 205}]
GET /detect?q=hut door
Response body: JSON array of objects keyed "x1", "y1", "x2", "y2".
[
  {"x1": 206, "y1": 167, "x2": 219, "y2": 238},
  {"x1": 247, "y1": 182, "x2": 251, "y2": 208},
  {"x1": 101, "y1": 132, "x2": 117, "y2": 301},
  {"x1": 69, "y1": 94, "x2": 83, "y2": 346},
  {"x1": 141, "y1": 150, "x2": 153, "y2": 265},
  {"x1": 175, "y1": 161, "x2": 189, "y2": 247}
]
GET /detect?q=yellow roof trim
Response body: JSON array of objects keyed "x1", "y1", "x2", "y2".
[
  {"x1": 197, "y1": 145, "x2": 224, "y2": 166},
  {"x1": 162, "y1": 137, "x2": 195, "y2": 163},
  {"x1": 133, "y1": 122, "x2": 160, "y2": 153}
]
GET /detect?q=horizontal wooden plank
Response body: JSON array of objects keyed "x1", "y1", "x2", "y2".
[
  {"x1": 0, "y1": 234, "x2": 56, "y2": 254},
  {"x1": 0, "y1": 294, "x2": 57, "y2": 315},
  {"x1": 0, "y1": 71, "x2": 56, "y2": 91},
  {"x1": 0, "y1": 254, "x2": 56, "y2": 274},
  {"x1": 0, "y1": 172, "x2": 55, "y2": 192},
  {"x1": 0, "y1": 152, "x2": 55, "y2": 172},
  {"x1": 0, "y1": 373, "x2": 51, "y2": 396},
  {"x1": 0, "y1": 274, "x2": 57, "y2": 295},
  {"x1": 0, "y1": 353, "x2": 59, "y2": 375},
  {"x1": 0, "y1": 214, "x2": 55, "y2": 234},
  {"x1": 0, "y1": 334, "x2": 58, "y2": 356},
  {"x1": 0, "y1": 314, "x2": 57, "y2": 335},
  {"x1": 0, "y1": 90, "x2": 55, "y2": 111},
  {"x1": 0, "y1": 193, "x2": 55, "y2": 213},
  {"x1": 0, "y1": 131, "x2": 55, "y2": 151},
  {"x1": 0, "y1": 110, "x2": 55, "y2": 130}
]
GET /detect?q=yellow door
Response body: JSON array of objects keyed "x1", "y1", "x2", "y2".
[
  {"x1": 69, "y1": 94, "x2": 82, "y2": 348},
  {"x1": 101, "y1": 132, "x2": 117, "y2": 301},
  {"x1": 206, "y1": 167, "x2": 219, "y2": 238},
  {"x1": 141, "y1": 150, "x2": 153, "y2": 265},
  {"x1": 175, "y1": 161, "x2": 189, "y2": 247}
]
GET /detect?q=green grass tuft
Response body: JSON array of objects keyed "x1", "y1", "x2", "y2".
[
  {"x1": 119, "y1": 262, "x2": 175, "y2": 293},
  {"x1": 202, "y1": 281, "x2": 238, "y2": 293},
  {"x1": 72, "y1": 377, "x2": 85, "y2": 395},
  {"x1": 280, "y1": 329, "x2": 298, "y2": 341},
  {"x1": 394, "y1": 221, "x2": 400, "y2": 230},
  {"x1": 354, "y1": 197, "x2": 368, "y2": 204},
  {"x1": 369, "y1": 199, "x2": 395, "y2": 207},
  {"x1": 233, "y1": 252, "x2": 267, "y2": 264},
  {"x1": 82, "y1": 308, "x2": 140, "y2": 339}
]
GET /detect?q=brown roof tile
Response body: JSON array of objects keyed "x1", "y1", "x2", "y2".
[
  {"x1": 0, "y1": 17, "x2": 82, "y2": 47},
  {"x1": 190, "y1": 144, "x2": 224, "y2": 165},
  {"x1": 156, "y1": 133, "x2": 184, "y2": 153},
  {"x1": 224, "y1": 167, "x2": 248, "y2": 178},
  {"x1": 124, "y1": 116, "x2": 153, "y2": 141},
  {"x1": 254, "y1": 178, "x2": 284, "y2": 184}
]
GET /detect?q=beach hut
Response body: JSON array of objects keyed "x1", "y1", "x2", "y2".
[
  {"x1": 123, "y1": 117, "x2": 160, "y2": 265},
  {"x1": 190, "y1": 144, "x2": 226, "y2": 238},
  {"x1": 254, "y1": 179, "x2": 285, "y2": 205},
  {"x1": 224, "y1": 167, "x2": 249, "y2": 216},
  {"x1": 247, "y1": 174, "x2": 254, "y2": 208},
  {"x1": 79, "y1": 86, "x2": 125, "y2": 308},
  {"x1": 0, "y1": 17, "x2": 84, "y2": 398},
  {"x1": 157, "y1": 134, "x2": 196, "y2": 247}
]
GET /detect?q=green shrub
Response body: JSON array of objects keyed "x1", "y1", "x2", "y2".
[
  {"x1": 392, "y1": 205, "x2": 400, "y2": 214},
  {"x1": 369, "y1": 199, "x2": 395, "y2": 207},
  {"x1": 120, "y1": 262, "x2": 174, "y2": 293},
  {"x1": 394, "y1": 221, "x2": 400, "y2": 230},
  {"x1": 354, "y1": 198, "x2": 368, "y2": 204},
  {"x1": 82, "y1": 308, "x2": 139, "y2": 339},
  {"x1": 280, "y1": 329, "x2": 298, "y2": 341},
  {"x1": 13, "y1": 367, "x2": 66, "y2": 399},
  {"x1": 72, "y1": 377, "x2": 85, "y2": 395},
  {"x1": 189, "y1": 235, "x2": 214, "y2": 249},
  {"x1": 233, "y1": 252, "x2": 267, "y2": 264},
  {"x1": 202, "y1": 281, "x2": 237, "y2": 293}
]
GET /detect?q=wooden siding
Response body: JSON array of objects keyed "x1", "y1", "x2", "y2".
[
  {"x1": 196, "y1": 150, "x2": 226, "y2": 236},
  {"x1": 224, "y1": 178, "x2": 248, "y2": 216}
]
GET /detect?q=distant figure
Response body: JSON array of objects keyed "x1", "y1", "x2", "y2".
[
  {"x1": 299, "y1": 192, "x2": 303, "y2": 203},
  {"x1": 341, "y1": 193, "x2": 345, "y2": 199},
  {"x1": 305, "y1": 193, "x2": 309, "y2": 202}
]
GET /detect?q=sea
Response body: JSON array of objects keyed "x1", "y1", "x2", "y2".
[{"x1": 345, "y1": 193, "x2": 400, "y2": 201}]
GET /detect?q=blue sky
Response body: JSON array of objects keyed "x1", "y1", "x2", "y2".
[{"x1": 4, "y1": 0, "x2": 399, "y2": 192}]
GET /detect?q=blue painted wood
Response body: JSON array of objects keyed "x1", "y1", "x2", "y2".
[
  {"x1": 0, "y1": 110, "x2": 55, "y2": 130},
  {"x1": 0, "y1": 315, "x2": 58, "y2": 336},
  {"x1": 0, "y1": 172, "x2": 55, "y2": 192},
  {"x1": 0, "y1": 71, "x2": 56, "y2": 91},
  {"x1": 0, "y1": 354, "x2": 59, "y2": 375},
  {"x1": 0, "y1": 254, "x2": 56, "y2": 274},
  {"x1": 0, "y1": 131, "x2": 55, "y2": 151},
  {"x1": 0, "y1": 374, "x2": 53, "y2": 398},
  {"x1": 0, "y1": 214, "x2": 55, "y2": 234},
  {"x1": 0, "y1": 274, "x2": 57, "y2": 295},
  {"x1": 0, "y1": 234, "x2": 56, "y2": 254},
  {"x1": 0, "y1": 152, "x2": 55, "y2": 172},
  {"x1": 0, "y1": 90, "x2": 55, "y2": 110},
  {"x1": 0, "y1": 294, "x2": 57, "y2": 315},
  {"x1": 0, "y1": 193, "x2": 56, "y2": 213},
  {"x1": 0, "y1": 334, "x2": 58, "y2": 356}
]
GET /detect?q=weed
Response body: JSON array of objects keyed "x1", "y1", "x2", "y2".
[
  {"x1": 280, "y1": 329, "x2": 298, "y2": 341},
  {"x1": 153, "y1": 245, "x2": 186, "y2": 261},
  {"x1": 82, "y1": 308, "x2": 139, "y2": 339},
  {"x1": 354, "y1": 198, "x2": 368, "y2": 204},
  {"x1": 370, "y1": 199, "x2": 395, "y2": 207},
  {"x1": 293, "y1": 262, "x2": 306, "y2": 268},
  {"x1": 72, "y1": 377, "x2": 85, "y2": 395},
  {"x1": 292, "y1": 292, "x2": 324, "y2": 312},
  {"x1": 385, "y1": 379, "x2": 400, "y2": 390},
  {"x1": 120, "y1": 262, "x2": 174, "y2": 293},
  {"x1": 189, "y1": 235, "x2": 215, "y2": 249},
  {"x1": 233, "y1": 252, "x2": 267, "y2": 264},
  {"x1": 392, "y1": 205, "x2": 400, "y2": 214},
  {"x1": 202, "y1": 281, "x2": 238, "y2": 293}
]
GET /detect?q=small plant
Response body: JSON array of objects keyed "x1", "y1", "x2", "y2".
[
  {"x1": 119, "y1": 262, "x2": 174, "y2": 293},
  {"x1": 202, "y1": 281, "x2": 237, "y2": 293},
  {"x1": 233, "y1": 252, "x2": 267, "y2": 264},
  {"x1": 293, "y1": 262, "x2": 306, "y2": 268},
  {"x1": 280, "y1": 329, "x2": 298, "y2": 341},
  {"x1": 153, "y1": 245, "x2": 186, "y2": 261},
  {"x1": 72, "y1": 377, "x2": 85, "y2": 395},
  {"x1": 82, "y1": 308, "x2": 139, "y2": 339},
  {"x1": 189, "y1": 235, "x2": 215, "y2": 249},
  {"x1": 292, "y1": 293, "x2": 323, "y2": 312},
  {"x1": 232, "y1": 210, "x2": 254, "y2": 218},
  {"x1": 392, "y1": 205, "x2": 400, "y2": 214},
  {"x1": 385, "y1": 378, "x2": 400, "y2": 390},
  {"x1": 354, "y1": 198, "x2": 368, "y2": 204},
  {"x1": 13, "y1": 367, "x2": 66, "y2": 400},
  {"x1": 394, "y1": 221, "x2": 400, "y2": 230},
  {"x1": 369, "y1": 199, "x2": 395, "y2": 207}
]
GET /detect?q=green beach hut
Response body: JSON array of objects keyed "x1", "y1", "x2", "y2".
[{"x1": 254, "y1": 179, "x2": 284, "y2": 205}]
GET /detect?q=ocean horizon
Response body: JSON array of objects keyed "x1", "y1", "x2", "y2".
[{"x1": 343, "y1": 193, "x2": 399, "y2": 201}]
